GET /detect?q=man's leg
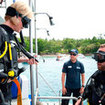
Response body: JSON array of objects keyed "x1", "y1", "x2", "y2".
[
  {"x1": 72, "y1": 89, "x2": 80, "y2": 105},
  {"x1": 61, "y1": 88, "x2": 71, "y2": 105}
]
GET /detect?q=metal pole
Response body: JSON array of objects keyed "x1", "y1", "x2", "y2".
[
  {"x1": 29, "y1": 0, "x2": 35, "y2": 105},
  {"x1": 34, "y1": 0, "x2": 39, "y2": 90},
  {"x1": 59, "y1": 90, "x2": 61, "y2": 105},
  {"x1": 35, "y1": 88, "x2": 39, "y2": 105},
  {"x1": 35, "y1": 21, "x2": 38, "y2": 56}
]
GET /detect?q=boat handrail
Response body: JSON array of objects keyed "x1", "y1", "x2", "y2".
[
  {"x1": 35, "y1": 96, "x2": 78, "y2": 105},
  {"x1": 37, "y1": 96, "x2": 78, "y2": 100},
  {"x1": 35, "y1": 89, "x2": 78, "y2": 105}
]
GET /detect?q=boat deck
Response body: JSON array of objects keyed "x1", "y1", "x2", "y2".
[{"x1": 12, "y1": 99, "x2": 30, "y2": 105}]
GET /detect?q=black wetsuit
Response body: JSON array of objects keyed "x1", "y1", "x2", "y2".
[
  {"x1": 0, "y1": 24, "x2": 18, "y2": 105},
  {"x1": 82, "y1": 70, "x2": 105, "y2": 105}
]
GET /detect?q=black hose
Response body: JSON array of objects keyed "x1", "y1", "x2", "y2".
[
  {"x1": 13, "y1": 34, "x2": 38, "y2": 62},
  {"x1": 20, "y1": 31, "x2": 26, "y2": 47}
]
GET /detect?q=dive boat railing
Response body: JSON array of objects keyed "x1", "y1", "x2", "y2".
[
  {"x1": 35, "y1": 88, "x2": 78, "y2": 105},
  {"x1": 35, "y1": 71, "x2": 78, "y2": 105}
]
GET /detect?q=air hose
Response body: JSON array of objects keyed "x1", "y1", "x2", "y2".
[
  {"x1": 8, "y1": 43, "x2": 22, "y2": 105},
  {"x1": 8, "y1": 43, "x2": 12, "y2": 60},
  {"x1": 8, "y1": 43, "x2": 15, "y2": 78},
  {"x1": 13, "y1": 78, "x2": 22, "y2": 105},
  {"x1": 0, "y1": 41, "x2": 8, "y2": 59}
]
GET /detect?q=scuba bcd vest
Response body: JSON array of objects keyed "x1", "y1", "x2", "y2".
[
  {"x1": 83, "y1": 70, "x2": 105, "y2": 105},
  {"x1": 0, "y1": 26, "x2": 38, "y2": 79},
  {"x1": 0, "y1": 26, "x2": 18, "y2": 78},
  {"x1": 0, "y1": 25, "x2": 38, "y2": 105},
  {"x1": 0, "y1": 26, "x2": 26, "y2": 105}
]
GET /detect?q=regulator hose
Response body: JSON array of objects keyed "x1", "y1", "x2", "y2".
[{"x1": 0, "y1": 41, "x2": 8, "y2": 59}]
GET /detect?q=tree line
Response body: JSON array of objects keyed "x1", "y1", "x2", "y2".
[{"x1": 21, "y1": 36, "x2": 105, "y2": 55}]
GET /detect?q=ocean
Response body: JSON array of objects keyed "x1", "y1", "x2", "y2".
[{"x1": 19, "y1": 55, "x2": 97, "y2": 104}]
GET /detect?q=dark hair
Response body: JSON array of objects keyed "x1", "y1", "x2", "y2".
[{"x1": 5, "y1": 7, "x2": 20, "y2": 17}]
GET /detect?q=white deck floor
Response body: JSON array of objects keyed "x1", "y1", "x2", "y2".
[{"x1": 12, "y1": 99, "x2": 30, "y2": 105}]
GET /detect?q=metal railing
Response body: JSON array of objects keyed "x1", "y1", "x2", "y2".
[
  {"x1": 34, "y1": 72, "x2": 78, "y2": 105},
  {"x1": 35, "y1": 89, "x2": 78, "y2": 105}
]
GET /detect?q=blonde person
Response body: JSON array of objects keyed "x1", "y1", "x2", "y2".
[{"x1": 0, "y1": 1, "x2": 37, "y2": 105}]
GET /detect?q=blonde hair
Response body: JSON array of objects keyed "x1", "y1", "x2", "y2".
[{"x1": 10, "y1": 1, "x2": 33, "y2": 19}]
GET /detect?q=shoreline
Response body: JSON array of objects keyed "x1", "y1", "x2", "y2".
[{"x1": 40, "y1": 53, "x2": 92, "y2": 57}]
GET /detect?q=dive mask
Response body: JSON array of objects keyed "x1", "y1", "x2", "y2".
[
  {"x1": 93, "y1": 51, "x2": 105, "y2": 63},
  {"x1": 6, "y1": 7, "x2": 31, "y2": 28},
  {"x1": 21, "y1": 16, "x2": 31, "y2": 28}
]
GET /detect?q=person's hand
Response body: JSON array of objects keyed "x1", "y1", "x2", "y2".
[
  {"x1": 75, "y1": 98, "x2": 82, "y2": 105},
  {"x1": 7, "y1": 78, "x2": 12, "y2": 83},
  {"x1": 27, "y1": 58, "x2": 38, "y2": 65},
  {"x1": 62, "y1": 87, "x2": 67, "y2": 95},
  {"x1": 80, "y1": 87, "x2": 84, "y2": 94}
]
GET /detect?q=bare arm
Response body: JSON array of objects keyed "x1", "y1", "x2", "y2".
[
  {"x1": 81, "y1": 73, "x2": 85, "y2": 86},
  {"x1": 62, "y1": 72, "x2": 67, "y2": 95},
  {"x1": 18, "y1": 57, "x2": 28, "y2": 63},
  {"x1": 62, "y1": 73, "x2": 65, "y2": 88},
  {"x1": 80, "y1": 73, "x2": 85, "y2": 94},
  {"x1": 18, "y1": 57, "x2": 37, "y2": 65}
]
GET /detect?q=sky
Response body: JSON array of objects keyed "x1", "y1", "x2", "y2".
[
  {"x1": 36, "y1": 0, "x2": 105, "y2": 40},
  {"x1": 1, "y1": 0, "x2": 105, "y2": 40}
]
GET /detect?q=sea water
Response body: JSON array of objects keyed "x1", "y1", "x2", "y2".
[{"x1": 19, "y1": 55, "x2": 97, "y2": 104}]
